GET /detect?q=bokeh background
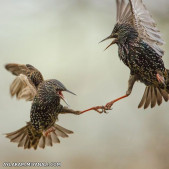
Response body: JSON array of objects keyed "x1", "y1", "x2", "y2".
[{"x1": 1, "y1": 0, "x2": 169, "y2": 169}]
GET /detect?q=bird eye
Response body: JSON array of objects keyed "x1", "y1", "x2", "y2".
[{"x1": 113, "y1": 33, "x2": 118, "y2": 38}]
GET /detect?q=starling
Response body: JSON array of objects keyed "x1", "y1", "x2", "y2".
[
  {"x1": 83, "y1": 0, "x2": 169, "y2": 113},
  {"x1": 5, "y1": 63, "x2": 84, "y2": 149}
]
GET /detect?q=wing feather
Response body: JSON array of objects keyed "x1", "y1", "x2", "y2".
[
  {"x1": 5, "y1": 63, "x2": 43, "y2": 101},
  {"x1": 116, "y1": 0, "x2": 164, "y2": 56},
  {"x1": 129, "y1": 0, "x2": 164, "y2": 56}
]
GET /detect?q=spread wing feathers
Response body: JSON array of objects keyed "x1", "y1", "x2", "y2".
[
  {"x1": 5, "y1": 63, "x2": 44, "y2": 101},
  {"x1": 116, "y1": 0, "x2": 133, "y2": 24},
  {"x1": 6, "y1": 123, "x2": 73, "y2": 150},
  {"x1": 129, "y1": 0, "x2": 164, "y2": 56},
  {"x1": 138, "y1": 86, "x2": 169, "y2": 109},
  {"x1": 10, "y1": 74, "x2": 37, "y2": 101},
  {"x1": 116, "y1": 0, "x2": 164, "y2": 56}
]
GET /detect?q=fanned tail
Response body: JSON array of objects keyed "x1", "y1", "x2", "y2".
[
  {"x1": 6, "y1": 122, "x2": 42, "y2": 150},
  {"x1": 38, "y1": 124, "x2": 73, "y2": 149},
  {"x1": 5, "y1": 123, "x2": 73, "y2": 150},
  {"x1": 138, "y1": 86, "x2": 169, "y2": 109}
]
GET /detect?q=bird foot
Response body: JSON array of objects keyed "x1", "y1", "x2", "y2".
[
  {"x1": 105, "y1": 94, "x2": 129, "y2": 109},
  {"x1": 105, "y1": 101, "x2": 114, "y2": 110},
  {"x1": 79, "y1": 94, "x2": 129, "y2": 114},
  {"x1": 80, "y1": 106, "x2": 110, "y2": 114},
  {"x1": 43, "y1": 126, "x2": 55, "y2": 137},
  {"x1": 156, "y1": 73, "x2": 165, "y2": 84}
]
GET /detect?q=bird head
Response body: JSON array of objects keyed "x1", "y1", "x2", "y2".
[
  {"x1": 100, "y1": 23, "x2": 138, "y2": 50},
  {"x1": 49, "y1": 79, "x2": 76, "y2": 105}
]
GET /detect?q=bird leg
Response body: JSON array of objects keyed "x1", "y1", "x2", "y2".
[
  {"x1": 105, "y1": 74, "x2": 138, "y2": 109},
  {"x1": 60, "y1": 107, "x2": 81, "y2": 115},
  {"x1": 43, "y1": 126, "x2": 55, "y2": 137},
  {"x1": 105, "y1": 95, "x2": 129, "y2": 109},
  {"x1": 79, "y1": 106, "x2": 107, "y2": 114},
  {"x1": 61, "y1": 106, "x2": 107, "y2": 115},
  {"x1": 156, "y1": 73, "x2": 165, "y2": 84},
  {"x1": 80, "y1": 75, "x2": 138, "y2": 113},
  {"x1": 60, "y1": 75, "x2": 138, "y2": 114}
]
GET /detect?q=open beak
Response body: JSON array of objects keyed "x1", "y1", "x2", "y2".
[
  {"x1": 99, "y1": 34, "x2": 117, "y2": 51},
  {"x1": 66, "y1": 89, "x2": 76, "y2": 96},
  {"x1": 59, "y1": 91, "x2": 69, "y2": 106},
  {"x1": 59, "y1": 89, "x2": 76, "y2": 106}
]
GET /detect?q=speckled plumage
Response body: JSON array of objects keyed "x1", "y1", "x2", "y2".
[
  {"x1": 115, "y1": 23, "x2": 166, "y2": 86},
  {"x1": 98, "y1": 0, "x2": 169, "y2": 110},
  {"x1": 30, "y1": 80, "x2": 63, "y2": 130},
  {"x1": 5, "y1": 63, "x2": 79, "y2": 149}
]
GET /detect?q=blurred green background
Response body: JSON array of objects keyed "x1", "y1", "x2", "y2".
[{"x1": 1, "y1": 0, "x2": 169, "y2": 169}]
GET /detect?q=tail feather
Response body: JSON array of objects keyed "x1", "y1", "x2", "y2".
[
  {"x1": 39, "y1": 136, "x2": 46, "y2": 149},
  {"x1": 18, "y1": 132, "x2": 27, "y2": 147},
  {"x1": 144, "y1": 87, "x2": 151, "y2": 109},
  {"x1": 54, "y1": 124, "x2": 73, "y2": 134},
  {"x1": 159, "y1": 89, "x2": 168, "y2": 102},
  {"x1": 151, "y1": 87, "x2": 156, "y2": 108},
  {"x1": 46, "y1": 135, "x2": 53, "y2": 146},
  {"x1": 138, "y1": 86, "x2": 148, "y2": 108},
  {"x1": 138, "y1": 86, "x2": 169, "y2": 109},
  {"x1": 6, "y1": 125, "x2": 28, "y2": 142},
  {"x1": 6, "y1": 123, "x2": 73, "y2": 150},
  {"x1": 156, "y1": 88, "x2": 163, "y2": 105},
  {"x1": 51, "y1": 132, "x2": 60, "y2": 143},
  {"x1": 38, "y1": 124, "x2": 73, "y2": 149}
]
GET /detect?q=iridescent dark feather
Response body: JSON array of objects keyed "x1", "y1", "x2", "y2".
[
  {"x1": 5, "y1": 63, "x2": 78, "y2": 149},
  {"x1": 101, "y1": 0, "x2": 169, "y2": 109}
]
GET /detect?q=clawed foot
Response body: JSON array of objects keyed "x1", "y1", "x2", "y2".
[
  {"x1": 105, "y1": 101, "x2": 114, "y2": 110},
  {"x1": 43, "y1": 127, "x2": 55, "y2": 137},
  {"x1": 80, "y1": 105, "x2": 111, "y2": 114},
  {"x1": 156, "y1": 73, "x2": 165, "y2": 85},
  {"x1": 79, "y1": 94, "x2": 129, "y2": 114},
  {"x1": 90, "y1": 106, "x2": 110, "y2": 114}
]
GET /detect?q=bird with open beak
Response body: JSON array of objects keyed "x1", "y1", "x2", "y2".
[
  {"x1": 81, "y1": 0, "x2": 169, "y2": 113},
  {"x1": 5, "y1": 63, "x2": 102, "y2": 149}
]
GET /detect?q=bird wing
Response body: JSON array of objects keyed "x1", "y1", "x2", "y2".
[
  {"x1": 5, "y1": 63, "x2": 44, "y2": 101},
  {"x1": 116, "y1": 0, "x2": 164, "y2": 56}
]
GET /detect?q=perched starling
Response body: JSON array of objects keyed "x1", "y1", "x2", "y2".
[
  {"x1": 5, "y1": 63, "x2": 84, "y2": 149},
  {"x1": 83, "y1": 0, "x2": 169, "y2": 113}
]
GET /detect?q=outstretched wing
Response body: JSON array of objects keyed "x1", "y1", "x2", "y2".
[
  {"x1": 116, "y1": 0, "x2": 164, "y2": 56},
  {"x1": 5, "y1": 63, "x2": 44, "y2": 101}
]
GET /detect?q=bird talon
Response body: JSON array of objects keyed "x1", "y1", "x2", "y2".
[
  {"x1": 156, "y1": 73, "x2": 165, "y2": 85},
  {"x1": 80, "y1": 105, "x2": 110, "y2": 114},
  {"x1": 91, "y1": 106, "x2": 108, "y2": 114},
  {"x1": 105, "y1": 102, "x2": 114, "y2": 110},
  {"x1": 43, "y1": 127, "x2": 55, "y2": 137},
  {"x1": 104, "y1": 109, "x2": 109, "y2": 114},
  {"x1": 93, "y1": 106, "x2": 104, "y2": 114}
]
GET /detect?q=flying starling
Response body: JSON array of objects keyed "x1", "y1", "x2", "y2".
[
  {"x1": 83, "y1": 0, "x2": 169, "y2": 113},
  {"x1": 5, "y1": 63, "x2": 88, "y2": 149}
]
